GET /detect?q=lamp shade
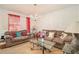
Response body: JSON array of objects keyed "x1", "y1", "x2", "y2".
[{"x1": 65, "y1": 22, "x2": 79, "y2": 33}]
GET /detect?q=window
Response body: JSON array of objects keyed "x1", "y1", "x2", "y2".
[
  {"x1": 26, "y1": 17, "x2": 30, "y2": 33},
  {"x1": 8, "y1": 14, "x2": 20, "y2": 31}
]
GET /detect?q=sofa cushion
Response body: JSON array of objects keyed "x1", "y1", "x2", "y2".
[
  {"x1": 54, "y1": 31, "x2": 63, "y2": 37},
  {"x1": 64, "y1": 35, "x2": 73, "y2": 42},
  {"x1": 4, "y1": 31, "x2": 16, "y2": 37},
  {"x1": 21, "y1": 30, "x2": 27, "y2": 36},
  {"x1": 53, "y1": 37, "x2": 64, "y2": 44},
  {"x1": 13, "y1": 36, "x2": 28, "y2": 41},
  {"x1": 13, "y1": 37, "x2": 22, "y2": 40},
  {"x1": 4, "y1": 31, "x2": 10, "y2": 35},
  {"x1": 9, "y1": 31, "x2": 16, "y2": 38}
]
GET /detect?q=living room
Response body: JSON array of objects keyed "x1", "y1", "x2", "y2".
[{"x1": 0, "y1": 4, "x2": 79, "y2": 54}]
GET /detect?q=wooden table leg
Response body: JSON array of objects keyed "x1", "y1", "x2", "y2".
[{"x1": 42, "y1": 47, "x2": 45, "y2": 54}]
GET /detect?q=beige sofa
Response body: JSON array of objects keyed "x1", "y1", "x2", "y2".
[{"x1": 0, "y1": 30, "x2": 30, "y2": 49}]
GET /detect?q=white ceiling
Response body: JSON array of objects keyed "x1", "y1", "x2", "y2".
[{"x1": 0, "y1": 4, "x2": 75, "y2": 15}]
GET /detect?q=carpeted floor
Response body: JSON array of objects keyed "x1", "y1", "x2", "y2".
[{"x1": 0, "y1": 42, "x2": 63, "y2": 54}]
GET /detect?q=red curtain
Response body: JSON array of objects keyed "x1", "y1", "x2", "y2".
[
  {"x1": 26, "y1": 17, "x2": 30, "y2": 33},
  {"x1": 8, "y1": 14, "x2": 20, "y2": 31}
]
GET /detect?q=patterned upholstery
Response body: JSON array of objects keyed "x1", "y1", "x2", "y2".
[
  {"x1": 64, "y1": 35, "x2": 73, "y2": 42},
  {"x1": 54, "y1": 31, "x2": 63, "y2": 37},
  {"x1": 5, "y1": 31, "x2": 16, "y2": 38},
  {"x1": 53, "y1": 37, "x2": 64, "y2": 44},
  {"x1": 3, "y1": 30, "x2": 29, "y2": 48}
]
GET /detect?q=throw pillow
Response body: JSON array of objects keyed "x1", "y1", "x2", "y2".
[
  {"x1": 16, "y1": 32, "x2": 21, "y2": 37},
  {"x1": 48, "y1": 32, "x2": 54, "y2": 39},
  {"x1": 60, "y1": 33, "x2": 67, "y2": 39}
]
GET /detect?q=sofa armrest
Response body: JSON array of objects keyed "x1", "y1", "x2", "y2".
[
  {"x1": 4, "y1": 35, "x2": 13, "y2": 47},
  {"x1": 4, "y1": 35, "x2": 13, "y2": 39}
]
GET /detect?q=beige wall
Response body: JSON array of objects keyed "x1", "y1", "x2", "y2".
[
  {"x1": 0, "y1": 5, "x2": 79, "y2": 37},
  {"x1": 36, "y1": 5, "x2": 78, "y2": 31}
]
